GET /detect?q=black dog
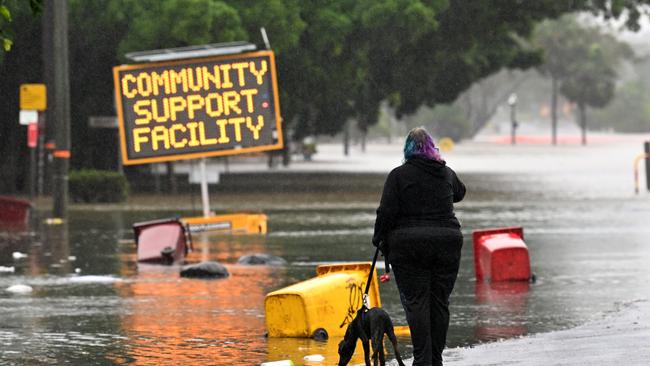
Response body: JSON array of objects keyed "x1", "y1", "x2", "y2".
[{"x1": 338, "y1": 307, "x2": 406, "y2": 366}]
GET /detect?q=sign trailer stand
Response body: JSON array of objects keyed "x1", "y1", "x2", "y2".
[{"x1": 199, "y1": 158, "x2": 211, "y2": 218}]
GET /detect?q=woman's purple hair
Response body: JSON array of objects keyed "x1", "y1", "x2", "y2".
[{"x1": 403, "y1": 127, "x2": 442, "y2": 162}]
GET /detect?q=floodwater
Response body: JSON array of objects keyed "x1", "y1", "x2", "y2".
[{"x1": 2, "y1": 140, "x2": 650, "y2": 365}]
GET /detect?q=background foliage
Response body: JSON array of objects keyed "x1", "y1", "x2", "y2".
[{"x1": 1, "y1": 0, "x2": 650, "y2": 192}]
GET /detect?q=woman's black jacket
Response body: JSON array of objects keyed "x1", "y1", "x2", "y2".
[{"x1": 372, "y1": 156, "x2": 466, "y2": 247}]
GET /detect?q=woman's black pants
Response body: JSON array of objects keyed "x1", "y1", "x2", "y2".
[{"x1": 387, "y1": 226, "x2": 463, "y2": 366}]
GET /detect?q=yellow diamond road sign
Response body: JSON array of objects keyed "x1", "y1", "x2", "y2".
[{"x1": 20, "y1": 84, "x2": 47, "y2": 111}]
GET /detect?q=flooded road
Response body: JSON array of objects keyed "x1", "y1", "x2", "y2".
[{"x1": 1, "y1": 140, "x2": 650, "y2": 365}]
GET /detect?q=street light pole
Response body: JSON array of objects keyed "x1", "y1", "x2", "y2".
[{"x1": 508, "y1": 93, "x2": 518, "y2": 145}]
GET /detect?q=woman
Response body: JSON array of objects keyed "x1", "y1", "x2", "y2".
[{"x1": 373, "y1": 127, "x2": 465, "y2": 366}]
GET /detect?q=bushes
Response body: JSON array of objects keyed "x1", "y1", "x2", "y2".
[
  {"x1": 405, "y1": 104, "x2": 473, "y2": 142},
  {"x1": 428, "y1": 104, "x2": 473, "y2": 142},
  {"x1": 69, "y1": 170, "x2": 129, "y2": 203},
  {"x1": 590, "y1": 81, "x2": 650, "y2": 133}
]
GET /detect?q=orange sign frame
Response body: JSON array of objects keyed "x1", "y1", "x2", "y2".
[{"x1": 113, "y1": 51, "x2": 284, "y2": 165}]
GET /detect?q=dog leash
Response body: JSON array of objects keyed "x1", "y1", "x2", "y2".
[{"x1": 362, "y1": 244, "x2": 390, "y2": 309}]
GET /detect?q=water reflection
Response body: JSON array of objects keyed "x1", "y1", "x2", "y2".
[
  {"x1": 0, "y1": 220, "x2": 28, "y2": 233},
  {"x1": 31, "y1": 223, "x2": 72, "y2": 275},
  {"x1": 474, "y1": 281, "x2": 530, "y2": 342},
  {"x1": 267, "y1": 336, "x2": 356, "y2": 366},
  {"x1": 0, "y1": 197, "x2": 31, "y2": 233},
  {"x1": 267, "y1": 335, "x2": 409, "y2": 365},
  {"x1": 3, "y1": 141, "x2": 650, "y2": 364},
  {"x1": 114, "y1": 233, "x2": 285, "y2": 365}
]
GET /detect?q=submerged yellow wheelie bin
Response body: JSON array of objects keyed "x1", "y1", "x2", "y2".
[{"x1": 265, "y1": 262, "x2": 381, "y2": 339}]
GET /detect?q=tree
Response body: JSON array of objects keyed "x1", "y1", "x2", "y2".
[
  {"x1": 2, "y1": 0, "x2": 650, "y2": 193},
  {"x1": 591, "y1": 81, "x2": 650, "y2": 133},
  {"x1": 561, "y1": 43, "x2": 616, "y2": 145},
  {"x1": 403, "y1": 103, "x2": 473, "y2": 141},
  {"x1": 116, "y1": 0, "x2": 247, "y2": 56},
  {"x1": 534, "y1": 15, "x2": 632, "y2": 144},
  {"x1": 0, "y1": 0, "x2": 41, "y2": 54},
  {"x1": 276, "y1": 0, "x2": 356, "y2": 140},
  {"x1": 0, "y1": 1, "x2": 14, "y2": 52},
  {"x1": 325, "y1": 0, "x2": 648, "y2": 140},
  {"x1": 535, "y1": 16, "x2": 632, "y2": 145},
  {"x1": 534, "y1": 18, "x2": 581, "y2": 145},
  {"x1": 67, "y1": 0, "x2": 131, "y2": 171},
  {"x1": 456, "y1": 70, "x2": 531, "y2": 137},
  {"x1": 0, "y1": 0, "x2": 41, "y2": 193}
]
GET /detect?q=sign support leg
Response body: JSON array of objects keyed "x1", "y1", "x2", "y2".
[
  {"x1": 199, "y1": 158, "x2": 211, "y2": 218},
  {"x1": 117, "y1": 130, "x2": 123, "y2": 174}
]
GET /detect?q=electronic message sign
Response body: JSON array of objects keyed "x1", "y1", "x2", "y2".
[{"x1": 113, "y1": 51, "x2": 283, "y2": 165}]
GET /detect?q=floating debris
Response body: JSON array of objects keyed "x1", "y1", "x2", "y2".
[
  {"x1": 303, "y1": 354, "x2": 325, "y2": 362},
  {"x1": 260, "y1": 360, "x2": 294, "y2": 366},
  {"x1": 180, "y1": 261, "x2": 229, "y2": 279},
  {"x1": 68, "y1": 275, "x2": 121, "y2": 284},
  {"x1": 0, "y1": 266, "x2": 15, "y2": 273},
  {"x1": 6, "y1": 284, "x2": 33, "y2": 294},
  {"x1": 12, "y1": 252, "x2": 27, "y2": 259},
  {"x1": 238, "y1": 253, "x2": 287, "y2": 266}
]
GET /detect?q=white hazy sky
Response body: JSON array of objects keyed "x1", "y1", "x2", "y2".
[{"x1": 585, "y1": 13, "x2": 650, "y2": 52}]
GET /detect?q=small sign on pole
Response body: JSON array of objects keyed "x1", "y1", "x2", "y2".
[
  {"x1": 27, "y1": 123, "x2": 38, "y2": 148},
  {"x1": 19, "y1": 110, "x2": 38, "y2": 125},
  {"x1": 88, "y1": 116, "x2": 118, "y2": 129},
  {"x1": 20, "y1": 84, "x2": 47, "y2": 111}
]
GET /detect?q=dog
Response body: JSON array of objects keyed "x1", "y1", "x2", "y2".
[{"x1": 337, "y1": 307, "x2": 406, "y2": 366}]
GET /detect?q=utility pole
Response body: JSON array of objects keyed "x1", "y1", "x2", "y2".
[
  {"x1": 46, "y1": 0, "x2": 71, "y2": 219},
  {"x1": 42, "y1": 0, "x2": 53, "y2": 196},
  {"x1": 508, "y1": 93, "x2": 518, "y2": 145},
  {"x1": 551, "y1": 77, "x2": 558, "y2": 146},
  {"x1": 343, "y1": 119, "x2": 350, "y2": 156},
  {"x1": 643, "y1": 141, "x2": 650, "y2": 191}
]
